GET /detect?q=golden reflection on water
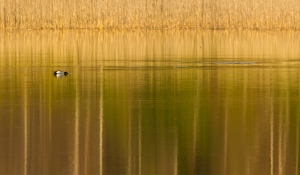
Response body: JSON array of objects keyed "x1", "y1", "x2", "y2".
[
  {"x1": 24, "y1": 68, "x2": 28, "y2": 175},
  {"x1": 99, "y1": 67, "x2": 104, "y2": 175},
  {"x1": 0, "y1": 31, "x2": 300, "y2": 174}
]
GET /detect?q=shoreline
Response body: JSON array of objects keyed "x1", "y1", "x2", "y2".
[{"x1": 1, "y1": 28, "x2": 300, "y2": 31}]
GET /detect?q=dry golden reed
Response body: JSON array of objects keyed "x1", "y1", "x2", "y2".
[{"x1": 0, "y1": 0, "x2": 300, "y2": 30}]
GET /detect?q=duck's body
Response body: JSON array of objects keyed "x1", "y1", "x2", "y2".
[{"x1": 53, "y1": 70, "x2": 68, "y2": 77}]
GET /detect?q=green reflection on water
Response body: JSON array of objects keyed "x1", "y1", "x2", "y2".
[{"x1": 0, "y1": 31, "x2": 300, "y2": 174}]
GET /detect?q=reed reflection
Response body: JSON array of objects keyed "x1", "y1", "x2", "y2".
[{"x1": 0, "y1": 31, "x2": 299, "y2": 174}]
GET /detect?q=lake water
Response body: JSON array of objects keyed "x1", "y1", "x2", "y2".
[{"x1": 0, "y1": 30, "x2": 300, "y2": 174}]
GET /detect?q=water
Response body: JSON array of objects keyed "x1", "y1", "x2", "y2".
[{"x1": 0, "y1": 30, "x2": 300, "y2": 174}]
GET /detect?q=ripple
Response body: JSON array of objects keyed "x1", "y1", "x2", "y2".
[{"x1": 212, "y1": 62, "x2": 256, "y2": 65}]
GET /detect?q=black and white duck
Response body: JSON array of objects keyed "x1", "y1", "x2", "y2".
[{"x1": 53, "y1": 70, "x2": 68, "y2": 77}]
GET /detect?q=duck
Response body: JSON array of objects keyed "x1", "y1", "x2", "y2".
[{"x1": 53, "y1": 70, "x2": 68, "y2": 76}]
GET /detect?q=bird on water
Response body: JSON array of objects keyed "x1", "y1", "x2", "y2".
[{"x1": 53, "y1": 70, "x2": 68, "y2": 77}]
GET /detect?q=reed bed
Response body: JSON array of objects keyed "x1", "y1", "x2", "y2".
[{"x1": 0, "y1": 0, "x2": 300, "y2": 30}]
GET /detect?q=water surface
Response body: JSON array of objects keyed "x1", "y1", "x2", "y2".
[{"x1": 0, "y1": 31, "x2": 300, "y2": 174}]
